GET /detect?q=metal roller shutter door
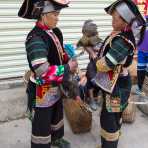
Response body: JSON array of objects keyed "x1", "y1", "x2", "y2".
[{"x1": 0, "y1": 0, "x2": 113, "y2": 79}]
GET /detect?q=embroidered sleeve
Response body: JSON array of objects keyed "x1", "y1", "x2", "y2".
[
  {"x1": 96, "y1": 36, "x2": 131, "y2": 72},
  {"x1": 26, "y1": 36, "x2": 48, "y2": 66},
  {"x1": 26, "y1": 36, "x2": 65, "y2": 85},
  {"x1": 36, "y1": 65, "x2": 65, "y2": 85},
  {"x1": 105, "y1": 36, "x2": 130, "y2": 69}
]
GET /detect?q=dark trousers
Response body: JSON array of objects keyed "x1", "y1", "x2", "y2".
[
  {"x1": 137, "y1": 70, "x2": 146, "y2": 90},
  {"x1": 31, "y1": 99, "x2": 64, "y2": 148},
  {"x1": 137, "y1": 50, "x2": 148, "y2": 90},
  {"x1": 100, "y1": 102, "x2": 122, "y2": 148}
]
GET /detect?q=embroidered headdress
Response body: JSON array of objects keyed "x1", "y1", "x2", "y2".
[
  {"x1": 105, "y1": 0, "x2": 146, "y2": 45},
  {"x1": 18, "y1": 0, "x2": 70, "y2": 19}
]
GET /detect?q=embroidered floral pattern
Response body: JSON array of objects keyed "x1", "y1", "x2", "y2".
[{"x1": 36, "y1": 65, "x2": 64, "y2": 85}]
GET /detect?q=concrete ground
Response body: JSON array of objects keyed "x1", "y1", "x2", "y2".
[
  {"x1": 0, "y1": 107, "x2": 148, "y2": 148},
  {"x1": 0, "y1": 82, "x2": 148, "y2": 148}
]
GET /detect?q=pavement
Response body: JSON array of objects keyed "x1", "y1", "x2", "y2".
[
  {"x1": 0, "y1": 106, "x2": 148, "y2": 148},
  {"x1": 0, "y1": 82, "x2": 148, "y2": 148}
]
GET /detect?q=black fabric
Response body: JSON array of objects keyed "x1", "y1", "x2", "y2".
[
  {"x1": 78, "y1": 85, "x2": 87, "y2": 101},
  {"x1": 96, "y1": 31, "x2": 134, "y2": 106},
  {"x1": 100, "y1": 101, "x2": 122, "y2": 132},
  {"x1": 26, "y1": 26, "x2": 69, "y2": 111},
  {"x1": 31, "y1": 142, "x2": 50, "y2": 148},
  {"x1": 122, "y1": 31, "x2": 135, "y2": 67},
  {"x1": 103, "y1": 31, "x2": 135, "y2": 68},
  {"x1": 26, "y1": 26, "x2": 64, "y2": 73},
  {"x1": 25, "y1": 23, "x2": 67, "y2": 148},
  {"x1": 18, "y1": 0, "x2": 34, "y2": 19},
  {"x1": 106, "y1": 36, "x2": 130, "y2": 68},
  {"x1": 85, "y1": 58, "x2": 102, "y2": 99},
  {"x1": 86, "y1": 59, "x2": 97, "y2": 80},
  {"x1": 101, "y1": 137, "x2": 118, "y2": 148},
  {"x1": 18, "y1": 0, "x2": 68, "y2": 19},
  {"x1": 26, "y1": 80, "x2": 36, "y2": 112},
  {"x1": 113, "y1": 74, "x2": 131, "y2": 107},
  {"x1": 100, "y1": 101, "x2": 122, "y2": 148},
  {"x1": 98, "y1": 31, "x2": 134, "y2": 148},
  {"x1": 137, "y1": 70, "x2": 146, "y2": 90},
  {"x1": 32, "y1": 99, "x2": 64, "y2": 148}
]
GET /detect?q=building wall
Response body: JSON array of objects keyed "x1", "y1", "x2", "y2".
[{"x1": 0, "y1": 0, "x2": 113, "y2": 79}]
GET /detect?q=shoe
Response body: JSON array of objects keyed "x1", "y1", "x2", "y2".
[
  {"x1": 96, "y1": 145, "x2": 101, "y2": 148},
  {"x1": 95, "y1": 99, "x2": 102, "y2": 106},
  {"x1": 51, "y1": 138, "x2": 71, "y2": 148},
  {"x1": 135, "y1": 86, "x2": 146, "y2": 96},
  {"x1": 89, "y1": 99, "x2": 98, "y2": 111}
]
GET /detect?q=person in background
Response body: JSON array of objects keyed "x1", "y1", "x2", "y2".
[
  {"x1": 62, "y1": 43, "x2": 85, "y2": 101},
  {"x1": 92, "y1": 0, "x2": 146, "y2": 147},
  {"x1": 74, "y1": 68, "x2": 87, "y2": 101},
  {"x1": 135, "y1": 16, "x2": 148, "y2": 96},
  {"x1": 18, "y1": 0, "x2": 78, "y2": 148},
  {"x1": 77, "y1": 20, "x2": 103, "y2": 111}
]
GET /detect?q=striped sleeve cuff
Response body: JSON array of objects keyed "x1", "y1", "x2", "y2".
[
  {"x1": 31, "y1": 58, "x2": 47, "y2": 67},
  {"x1": 106, "y1": 53, "x2": 118, "y2": 66}
]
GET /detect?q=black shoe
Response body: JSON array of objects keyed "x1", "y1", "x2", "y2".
[{"x1": 51, "y1": 138, "x2": 71, "y2": 148}]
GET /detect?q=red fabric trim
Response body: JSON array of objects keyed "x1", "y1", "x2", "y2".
[
  {"x1": 36, "y1": 21, "x2": 49, "y2": 30},
  {"x1": 122, "y1": 26, "x2": 132, "y2": 32},
  {"x1": 63, "y1": 52, "x2": 69, "y2": 63},
  {"x1": 108, "y1": 70, "x2": 113, "y2": 80}
]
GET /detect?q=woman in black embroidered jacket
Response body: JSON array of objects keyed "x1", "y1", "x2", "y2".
[
  {"x1": 18, "y1": 0, "x2": 77, "y2": 148},
  {"x1": 92, "y1": 0, "x2": 146, "y2": 148}
]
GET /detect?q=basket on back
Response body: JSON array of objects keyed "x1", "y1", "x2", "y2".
[
  {"x1": 64, "y1": 99, "x2": 92, "y2": 134},
  {"x1": 122, "y1": 94, "x2": 136, "y2": 123},
  {"x1": 23, "y1": 70, "x2": 31, "y2": 87},
  {"x1": 143, "y1": 76, "x2": 148, "y2": 95},
  {"x1": 128, "y1": 58, "x2": 137, "y2": 85},
  {"x1": 138, "y1": 76, "x2": 148, "y2": 115}
]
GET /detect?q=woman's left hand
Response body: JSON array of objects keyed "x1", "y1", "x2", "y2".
[{"x1": 75, "y1": 96, "x2": 81, "y2": 102}]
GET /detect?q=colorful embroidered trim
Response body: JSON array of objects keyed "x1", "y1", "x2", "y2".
[
  {"x1": 96, "y1": 57, "x2": 111, "y2": 72},
  {"x1": 100, "y1": 128, "x2": 120, "y2": 142},
  {"x1": 106, "y1": 94, "x2": 128, "y2": 112},
  {"x1": 36, "y1": 65, "x2": 64, "y2": 85},
  {"x1": 36, "y1": 84, "x2": 60, "y2": 107}
]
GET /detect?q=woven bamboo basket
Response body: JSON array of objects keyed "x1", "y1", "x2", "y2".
[
  {"x1": 138, "y1": 76, "x2": 148, "y2": 115},
  {"x1": 142, "y1": 76, "x2": 148, "y2": 95},
  {"x1": 23, "y1": 70, "x2": 31, "y2": 87},
  {"x1": 64, "y1": 99, "x2": 92, "y2": 134},
  {"x1": 128, "y1": 59, "x2": 137, "y2": 85},
  {"x1": 122, "y1": 95, "x2": 136, "y2": 123}
]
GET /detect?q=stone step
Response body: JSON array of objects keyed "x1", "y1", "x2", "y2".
[
  {"x1": 0, "y1": 86, "x2": 27, "y2": 122},
  {"x1": 0, "y1": 78, "x2": 24, "y2": 90}
]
